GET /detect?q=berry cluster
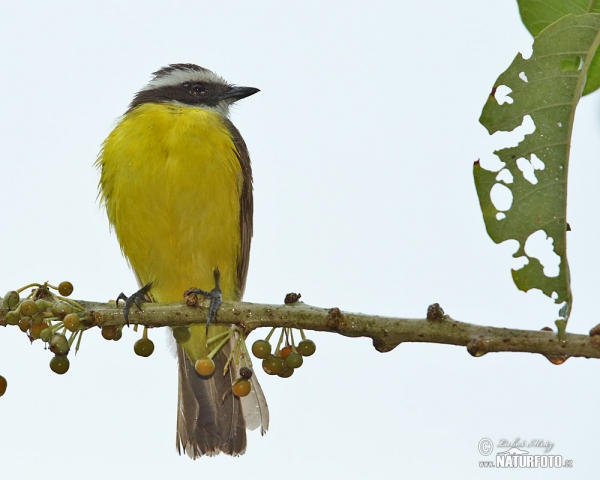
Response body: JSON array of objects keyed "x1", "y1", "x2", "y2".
[
  {"x1": 2, "y1": 281, "x2": 84, "y2": 380},
  {"x1": 252, "y1": 328, "x2": 316, "y2": 378},
  {"x1": 190, "y1": 327, "x2": 257, "y2": 398}
]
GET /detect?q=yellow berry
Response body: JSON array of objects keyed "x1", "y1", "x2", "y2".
[
  {"x1": 63, "y1": 313, "x2": 80, "y2": 332},
  {"x1": 195, "y1": 357, "x2": 215, "y2": 376},
  {"x1": 29, "y1": 322, "x2": 49, "y2": 340},
  {"x1": 18, "y1": 316, "x2": 31, "y2": 333},
  {"x1": 20, "y1": 299, "x2": 38, "y2": 317},
  {"x1": 58, "y1": 281, "x2": 74, "y2": 297},
  {"x1": 232, "y1": 379, "x2": 251, "y2": 397}
]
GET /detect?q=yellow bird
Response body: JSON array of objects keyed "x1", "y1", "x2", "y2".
[{"x1": 96, "y1": 63, "x2": 268, "y2": 457}]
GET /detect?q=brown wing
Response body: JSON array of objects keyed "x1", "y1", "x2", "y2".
[{"x1": 222, "y1": 117, "x2": 253, "y2": 300}]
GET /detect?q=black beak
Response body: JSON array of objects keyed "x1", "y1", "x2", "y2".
[{"x1": 221, "y1": 85, "x2": 260, "y2": 102}]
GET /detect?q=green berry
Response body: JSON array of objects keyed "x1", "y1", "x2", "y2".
[
  {"x1": 101, "y1": 325, "x2": 118, "y2": 340},
  {"x1": 49, "y1": 334, "x2": 69, "y2": 355},
  {"x1": 172, "y1": 327, "x2": 191, "y2": 343},
  {"x1": 58, "y1": 281, "x2": 74, "y2": 297},
  {"x1": 50, "y1": 356, "x2": 70, "y2": 375},
  {"x1": 297, "y1": 339, "x2": 316, "y2": 356},
  {"x1": 35, "y1": 299, "x2": 51, "y2": 312},
  {"x1": 278, "y1": 366, "x2": 294, "y2": 378},
  {"x1": 40, "y1": 328, "x2": 53, "y2": 343},
  {"x1": 20, "y1": 299, "x2": 38, "y2": 317},
  {"x1": 252, "y1": 339, "x2": 272, "y2": 359},
  {"x1": 262, "y1": 354, "x2": 285, "y2": 375},
  {"x1": 51, "y1": 301, "x2": 73, "y2": 318},
  {"x1": 134, "y1": 338, "x2": 154, "y2": 357},
  {"x1": 5, "y1": 311, "x2": 19, "y2": 326},
  {"x1": 31, "y1": 312, "x2": 46, "y2": 325},
  {"x1": 285, "y1": 351, "x2": 304, "y2": 368},
  {"x1": 3, "y1": 291, "x2": 19, "y2": 310}
]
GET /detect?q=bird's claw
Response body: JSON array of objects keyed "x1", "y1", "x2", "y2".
[
  {"x1": 116, "y1": 282, "x2": 152, "y2": 326},
  {"x1": 187, "y1": 269, "x2": 222, "y2": 333}
]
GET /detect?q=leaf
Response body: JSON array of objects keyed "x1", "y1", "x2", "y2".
[
  {"x1": 474, "y1": 14, "x2": 600, "y2": 321},
  {"x1": 517, "y1": 0, "x2": 600, "y2": 94}
]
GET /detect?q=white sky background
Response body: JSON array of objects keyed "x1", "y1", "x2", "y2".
[{"x1": 1, "y1": 1, "x2": 599, "y2": 478}]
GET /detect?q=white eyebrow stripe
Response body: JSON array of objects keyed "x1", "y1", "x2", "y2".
[{"x1": 144, "y1": 68, "x2": 227, "y2": 90}]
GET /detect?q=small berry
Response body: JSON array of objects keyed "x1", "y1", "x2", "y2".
[
  {"x1": 297, "y1": 339, "x2": 316, "y2": 356},
  {"x1": 49, "y1": 334, "x2": 69, "y2": 355},
  {"x1": 134, "y1": 338, "x2": 154, "y2": 357},
  {"x1": 35, "y1": 299, "x2": 51, "y2": 312},
  {"x1": 251, "y1": 339, "x2": 271, "y2": 359},
  {"x1": 50, "y1": 356, "x2": 70, "y2": 375},
  {"x1": 262, "y1": 354, "x2": 285, "y2": 375},
  {"x1": 278, "y1": 366, "x2": 294, "y2": 378},
  {"x1": 63, "y1": 313, "x2": 80, "y2": 332},
  {"x1": 239, "y1": 367, "x2": 253, "y2": 380},
  {"x1": 40, "y1": 327, "x2": 53, "y2": 343},
  {"x1": 285, "y1": 352, "x2": 304, "y2": 368},
  {"x1": 0, "y1": 375, "x2": 7, "y2": 396},
  {"x1": 31, "y1": 312, "x2": 46, "y2": 325},
  {"x1": 51, "y1": 301, "x2": 73, "y2": 318},
  {"x1": 29, "y1": 322, "x2": 49, "y2": 340},
  {"x1": 20, "y1": 299, "x2": 38, "y2": 317},
  {"x1": 101, "y1": 325, "x2": 118, "y2": 340},
  {"x1": 195, "y1": 357, "x2": 215, "y2": 376},
  {"x1": 58, "y1": 281, "x2": 74, "y2": 297},
  {"x1": 172, "y1": 327, "x2": 191, "y2": 343},
  {"x1": 3, "y1": 291, "x2": 20, "y2": 310},
  {"x1": 5, "y1": 311, "x2": 19, "y2": 326},
  {"x1": 18, "y1": 316, "x2": 31, "y2": 333},
  {"x1": 279, "y1": 345, "x2": 293, "y2": 360},
  {"x1": 232, "y1": 379, "x2": 251, "y2": 397}
]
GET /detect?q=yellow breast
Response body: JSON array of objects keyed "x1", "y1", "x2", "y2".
[{"x1": 98, "y1": 102, "x2": 243, "y2": 302}]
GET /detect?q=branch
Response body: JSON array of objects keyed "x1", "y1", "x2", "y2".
[{"x1": 55, "y1": 299, "x2": 600, "y2": 361}]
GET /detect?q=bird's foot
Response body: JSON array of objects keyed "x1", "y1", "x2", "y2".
[
  {"x1": 116, "y1": 282, "x2": 152, "y2": 326},
  {"x1": 186, "y1": 269, "x2": 222, "y2": 333}
]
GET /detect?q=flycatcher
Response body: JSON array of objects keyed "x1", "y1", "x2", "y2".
[{"x1": 96, "y1": 63, "x2": 268, "y2": 457}]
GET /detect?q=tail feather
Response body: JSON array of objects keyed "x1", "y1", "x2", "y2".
[{"x1": 176, "y1": 339, "x2": 246, "y2": 458}]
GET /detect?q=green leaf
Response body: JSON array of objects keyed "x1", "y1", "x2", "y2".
[
  {"x1": 517, "y1": 0, "x2": 600, "y2": 94},
  {"x1": 474, "y1": 14, "x2": 600, "y2": 321}
]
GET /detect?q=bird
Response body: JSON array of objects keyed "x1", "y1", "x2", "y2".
[{"x1": 95, "y1": 63, "x2": 268, "y2": 457}]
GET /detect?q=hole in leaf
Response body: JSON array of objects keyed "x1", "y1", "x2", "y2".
[
  {"x1": 496, "y1": 169, "x2": 514, "y2": 184},
  {"x1": 530, "y1": 154, "x2": 545, "y2": 170},
  {"x1": 494, "y1": 85, "x2": 513, "y2": 105},
  {"x1": 524, "y1": 230, "x2": 561, "y2": 277},
  {"x1": 519, "y1": 71, "x2": 528, "y2": 82},
  {"x1": 489, "y1": 115, "x2": 536, "y2": 151},
  {"x1": 490, "y1": 183, "x2": 513, "y2": 212},
  {"x1": 560, "y1": 56, "x2": 583, "y2": 71},
  {"x1": 496, "y1": 212, "x2": 506, "y2": 221},
  {"x1": 516, "y1": 157, "x2": 538, "y2": 185}
]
